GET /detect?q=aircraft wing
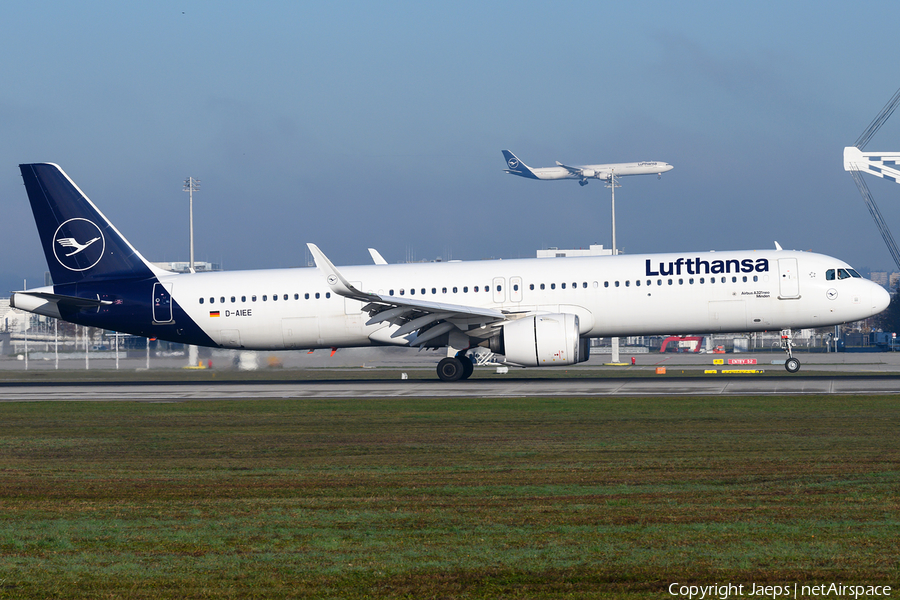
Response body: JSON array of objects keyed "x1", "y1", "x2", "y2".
[
  {"x1": 555, "y1": 161, "x2": 584, "y2": 175},
  {"x1": 307, "y1": 243, "x2": 511, "y2": 346}
]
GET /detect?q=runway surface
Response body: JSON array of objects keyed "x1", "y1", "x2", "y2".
[{"x1": 1, "y1": 374, "x2": 900, "y2": 401}]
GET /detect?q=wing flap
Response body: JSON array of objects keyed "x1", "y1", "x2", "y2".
[{"x1": 308, "y1": 243, "x2": 511, "y2": 345}]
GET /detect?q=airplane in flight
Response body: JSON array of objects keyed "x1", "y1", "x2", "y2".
[
  {"x1": 11, "y1": 163, "x2": 889, "y2": 380},
  {"x1": 502, "y1": 150, "x2": 674, "y2": 186}
]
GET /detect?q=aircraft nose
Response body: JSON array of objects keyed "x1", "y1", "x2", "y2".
[{"x1": 873, "y1": 284, "x2": 891, "y2": 313}]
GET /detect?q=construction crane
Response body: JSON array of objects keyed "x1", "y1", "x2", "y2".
[{"x1": 843, "y1": 86, "x2": 900, "y2": 269}]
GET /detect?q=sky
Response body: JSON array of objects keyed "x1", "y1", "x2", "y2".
[{"x1": 3, "y1": 0, "x2": 900, "y2": 294}]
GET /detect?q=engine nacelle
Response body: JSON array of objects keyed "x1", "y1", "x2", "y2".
[
  {"x1": 581, "y1": 169, "x2": 595, "y2": 178},
  {"x1": 491, "y1": 313, "x2": 587, "y2": 367}
]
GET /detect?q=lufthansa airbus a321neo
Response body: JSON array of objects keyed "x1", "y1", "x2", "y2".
[{"x1": 11, "y1": 163, "x2": 889, "y2": 380}]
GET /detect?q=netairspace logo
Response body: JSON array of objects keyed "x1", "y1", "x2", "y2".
[{"x1": 668, "y1": 582, "x2": 892, "y2": 600}]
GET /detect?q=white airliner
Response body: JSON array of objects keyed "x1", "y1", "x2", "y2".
[
  {"x1": 11, "y1": 163, "x2": 888, "y2": 380},
  {"x1": 502, "y1": 150, "x2": 674, "y2": 186}
]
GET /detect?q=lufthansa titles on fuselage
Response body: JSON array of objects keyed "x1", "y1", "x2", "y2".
[{"x1": 645, "y1": 257, "x2": 769, "y2": 277}]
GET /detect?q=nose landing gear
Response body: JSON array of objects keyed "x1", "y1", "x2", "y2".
[{"x1": 781, "y1": 329, "x2": 801, "y2": 373}]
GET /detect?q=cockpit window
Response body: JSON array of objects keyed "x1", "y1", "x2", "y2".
[
  {"x1": 826, "y1": 269, "x2": 835, "y2": 280},
  {"x1": 848, "y1": 269, "x2": 861, "y2": 278},
  {"x1": 838, "y1": 268, "x2": 852, "y2": 280}
]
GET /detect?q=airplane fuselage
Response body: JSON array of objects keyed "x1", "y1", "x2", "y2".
[
  {"x1": 14, "y1": 249, "x2": 886, "y2": 351},
  {"x1": 529, "y1": 161, "x2": 672, "y2": 181}
]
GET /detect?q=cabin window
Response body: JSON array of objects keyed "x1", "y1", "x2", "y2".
[
  {"x1": 453, "y1": 287, "x2": 458, "y2": 293},
  {"x1": 583, "y1": 282, "x2": 587, "y2": 288},
  {"x1": 294, "y1": 293, "x2": 299, "y2": 300},
  {"x1": 252, "y1": 295, "x2": 257, "y2": 302},
  {"x1": 410, "y1": 288, "x2": 415, "y2": 295},
  {"x1": 742, "y1": 276, "x2": 747, "y2": 283},
  {"x1": 699, "y1": 278, "x2": 705, "y2": 284},
  {"x1": 572, "y1": 282, "x2": 577, "y2": 289},
  {"x1": 668, "y1": 279, "x2": 673, "y2": 285},
  {"x1": 389, "y1": 289, "x2": 394, "y2": 295},
  {"x1": 315, "y1": 292, "x2": 320, "y2": 299},
  {"x1": 283, "y1": 294, "x2": 287, "y2": 300},
  {"x1": 400, "y1": 289, "x2": 405, "y2": 295},
  {"x1": 711, "y1": 278, "x2": 715, "y2": 284},
  {"x1": 721, "y1": 277, "x2": 726, "y2": 283},
  {"x1": 614, "y1": 281, "x2": 619, "y2": 288},
  {"x1": 210, "y1": 297, "x2": 215, "y2": 304},
  {"x1": 326, "y1": 292, "x2": 331, "y2": 298},
  {"x1": 242, "y1": 296, "x2": 247, "y2": 302},
  {"x1": 551, "y1": 283, "x2": 556, "y2": 290},
  {"x1": 529, "y1": 284, "x2": 534, "y2": 290},
  {"x1": 220, "y1": 297, "x2": 225, "y2": 303},
  {"x1": 497, "y1": 285, "x2": 502, "y2": 292},
  {"x1": 442, "y1": 287, "x2": 447, "y2": 294},
  {"x1": 305, "y1": 293, "x2": 310, "y2": 299},
  {"x1": 678, "y1": 279, "x2": 683, "y2": 285},
  {"x1": 273, "y1": 294, "x2": 278, "y2": 301},
  {"x1": 432, "y1": 288, "x2": 437, "y2": 294},
  {"x1": 753, "y1": 276, "x2": 758, "y2": 282},
  {"x1": 514, "y1": 284, "x2": 519, "y2": 291},
  {"x1": 636, "y1": 280, "x2": 641, "y2": 287},
  {"x1": 689, "y1": 278, "x2": 694, "y2": 284},
  {"x1": 604, "y1": 282, "x2": 609, "y2": 288},
  {"x1": 593, "y1": 281, "x2": 599, "y2": 288},
  {"x1": 625, "y1": 280, "x2": 630, "y2": 287},
  {"x1": 230, "y1": 296, "x2": 235, "y2": 303},
  {"x1": 474, "y1": 286, "x2": 479, "y2": 292},
  {"x1": 199, "y1": 298, "x2": 204, "y2": 304},
  {"x1": 421, "y1": 288, "x2": 425, "y2": 295},
  {"x1": 463, "y1": 286, "x2": 468, "y2": 293},
  {"x1": 541, "y1": 283, "x2": 546, "y2": 290},
  {"x1": 263, "y1": 295, "x2": 268, "y2": 301},
  {"x1": 561, "y1": 283, "x2": 566, "y2": 289},
  {"x1": 657, "y1": 280, "x2": 662, "y2": 286}
]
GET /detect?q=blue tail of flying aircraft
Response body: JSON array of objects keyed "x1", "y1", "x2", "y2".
[
  {"x1": 501, "y1": 150, "x2": 538, "y2": 179},
  {"x1": 19, "y1": 163, "x2": 158, "y2": 286}
]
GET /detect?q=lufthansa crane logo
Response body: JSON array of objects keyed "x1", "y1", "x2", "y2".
[
  {"x1": 507, "y1": 157, "x2": 519, "y2": 169},
  {"x1": 326, "y1": 275, "x2": 338, "y2": 285},
  {"x1": 53, "y1": 218, "x2": 105, "y2": 271}
]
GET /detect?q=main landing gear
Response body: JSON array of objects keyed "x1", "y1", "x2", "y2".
[
  {"x1": 437, "y1": 352, "x2": 474, "y2": 382},
  {"x1": 781, "y1": 328, "x2": 801, "y2": 373}
]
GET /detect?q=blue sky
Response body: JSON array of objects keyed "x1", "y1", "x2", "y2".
[{"x1": 3, "y1": 1, "x2": 900, "y2": 293}]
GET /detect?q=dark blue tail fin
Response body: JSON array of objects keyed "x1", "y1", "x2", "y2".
[
  {"x1": 501, "y1": 150, "x2": 538, "y2": 179},
  {"x1": 19, "y1": 163, "x2": 161, "y2": 285}
]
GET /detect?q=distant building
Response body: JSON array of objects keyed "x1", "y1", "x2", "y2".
[
  {"x1": 870, "y1": 271, "x2": 888, "y2": 286},
  {"x1": 151, "y1": 261, "x2": 221, "y2": 273},
  {"x1": 537, "y1": 244, "x2": 613, "y2": 258},
  {"x1": 867, "y1": 271, "x2": 900, "y2": 291}
]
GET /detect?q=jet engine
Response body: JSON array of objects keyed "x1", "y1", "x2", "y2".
[
  {"x1": 581, "y1": 169, "x2": 595, "y2": 178},
  {"x1": 489, "y1": 313, "x2": 589, "y2": 367}
]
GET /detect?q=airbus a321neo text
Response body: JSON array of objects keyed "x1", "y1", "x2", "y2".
[{"x1": 11, "y1": 163, "x2": 889, "y2": 380}]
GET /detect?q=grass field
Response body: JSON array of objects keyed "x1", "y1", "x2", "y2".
[{"x1": 0, "y1": 394, "x2": 897, "y2": 598}]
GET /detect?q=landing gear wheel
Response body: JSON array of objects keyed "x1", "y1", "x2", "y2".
[
  {"x1": 785, "y1": 357, "x2": 801, "y2": 373},
  {"x1": 459, "y1": 355, "x2": 474, "y2": 380},
  {"x1": 437, "y1": 357, "x2": 464, "y2": 382}
]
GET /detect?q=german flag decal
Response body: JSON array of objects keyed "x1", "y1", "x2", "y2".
[{"x1": 209, "y1": 311, "x2": 220, "y2": 317}]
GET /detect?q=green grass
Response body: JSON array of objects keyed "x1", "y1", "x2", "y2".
[{"x1": 0, "y1": 395, "x2": 898, "y2": 598}]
